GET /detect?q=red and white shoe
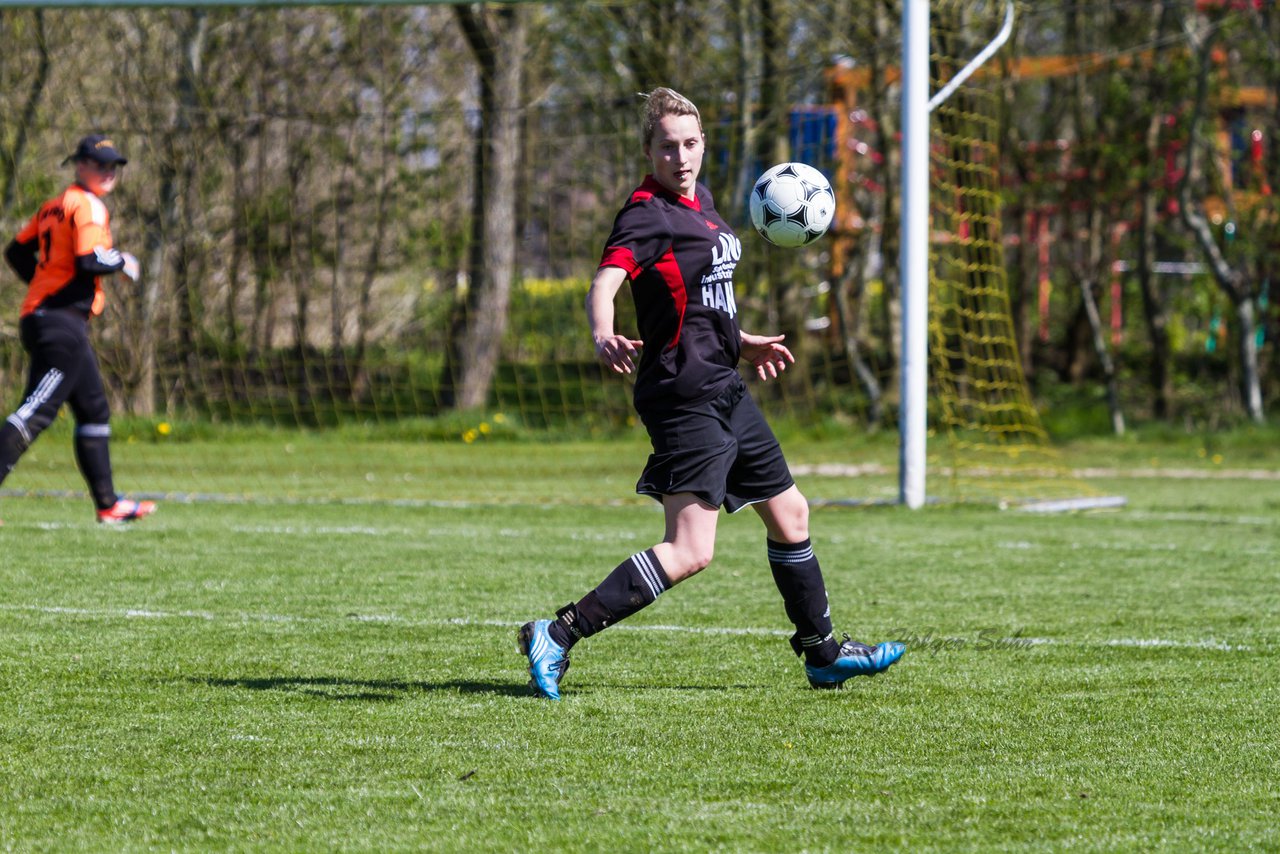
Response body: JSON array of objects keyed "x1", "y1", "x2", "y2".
[{"x1": 97, "y1": 498, "x2": 157, "y2": 525}]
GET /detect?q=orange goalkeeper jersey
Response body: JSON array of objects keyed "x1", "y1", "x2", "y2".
[{"x1": 13, "y1": 184, "x2": 116, "y2": 317}]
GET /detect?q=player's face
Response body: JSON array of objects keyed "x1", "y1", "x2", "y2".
[
  {"x1": 77, "y1": 160, "x2": 119, "y2": 196},
  {"x1": 645, "y1": 113, "x2": 704, "y2": 199}
]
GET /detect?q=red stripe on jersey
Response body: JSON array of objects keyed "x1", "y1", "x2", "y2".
[
  {"x1": 653, "y1": 247, "x2": 687, "y2": 351},
  {"x1": 599, "y1": 246, "x2": 642, "y2": 279}
]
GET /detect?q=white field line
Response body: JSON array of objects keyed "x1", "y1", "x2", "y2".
[
  {"x1": 227, "y1": 525, "x2": 640, "y2": 541},
  {"x1": 0, "y1": 603, "x2": 1255, "y2": 652},
  {"x1": 995, "y1": 539, "x2": 1277, "y2": 557},
  {"x1": 791, "y1": 463, "x2": 1280, "y2": 481},
  {"x1": 1119, "y1": 510, "x2": 1279, "y2": 526},
  {"x1": 9, "y1": 522, "x2": 643, "y2": 538},
  {"x1": 1, "y1": 488, "x2": 650, "y2": 510},
  {"x1": 1099, "y1": 638, "x2": 1248, "y2": 652}
]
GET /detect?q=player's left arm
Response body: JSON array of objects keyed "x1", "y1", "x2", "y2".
[
  {"x1": 70, "y1": 196, "x2": 139, "y2": 281},
  {"x1": 740, "y1": 330, "x2": 795, "y2": 381},
  {"x1": 75, "y1": 247, "x2": 128, "y2": 277}
]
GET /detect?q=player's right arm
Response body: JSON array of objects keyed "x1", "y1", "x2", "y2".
[
  {"x1": 591, "y1": 194, "x2": 671, "y2": 375},
  {"x1": 5, "y1": 238, "x2": 38, "y2": 284},
  {"x1": 587, "y1": 265, "x2": 642, "y2": 374},
  {"x1": 5, "y1": 214, "x2": 40, "y2": 283}
]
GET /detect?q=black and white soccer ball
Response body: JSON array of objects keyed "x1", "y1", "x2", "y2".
[{"x1": 748, "y1": 162, "x2": 836, "y2": 248}]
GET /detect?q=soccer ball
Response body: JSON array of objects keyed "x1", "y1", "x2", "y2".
[{"x1": 748, "y1": 162, "x2": 835, "y2": 248}]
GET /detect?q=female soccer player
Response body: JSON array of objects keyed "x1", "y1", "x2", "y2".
[
  {"x1": 518, "y1": 89, "x2": 904, "y2": 699},
  {"x1": 0, "y1": 134, "x2": 156, "y2": 525}
]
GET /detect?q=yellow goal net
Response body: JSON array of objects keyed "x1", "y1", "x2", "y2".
[{"x1": 928, "y1": 1, "x2": 1110, "y2": 507}]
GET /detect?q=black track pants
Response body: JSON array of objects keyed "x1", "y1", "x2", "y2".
[{"x1": 0, "y1": 308, "x2": 116, "y2": 508}]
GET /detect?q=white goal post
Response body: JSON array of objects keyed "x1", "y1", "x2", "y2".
[{"x1": 899, "y1": 0, "x2": 1014, "y2": 509}]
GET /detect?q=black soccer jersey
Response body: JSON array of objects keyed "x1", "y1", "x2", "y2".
[{"x1": 599, "y1": 177, "x2": 743, "y2": 413}]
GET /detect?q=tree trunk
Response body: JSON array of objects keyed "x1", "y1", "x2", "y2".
[
  {"x1": 331, "y1": 116, "x2": 355, "y2": 352},
  {"x1": 872, "y1": 0, "x2": 901, "y2": 385},
  {"x1": 1135, "y1": 0, "x2": 1174, "y2": 420},
  {"x1": 728, "y1": 0, "x2": 754, "y2": 224},
  {"x1": 757, "y1": 0, "x2": 796, "y2": 387},
  {"x1": 1010, "y1": 209, "x2": 1036, "y2": 379},
  {"x1": 1061, "y1": 1, "x2": 1121, "y2": 434},
  {"x1": 441, "y1": 4, "x2": 526, "y2": 411},
  {"x1": 136, "y1": 10, "x2": 207, "y2": 416},
  {"x1": 1079, "y1": 271, "x2": 1125, "y2": 435},
  {"x1": 1072, "y1": 213, "x2": 1124, "y2": 434},
  {"x1": 1180, "y1": 17, "x2": 1265, "y2": 423},
  {"x1": 174, "y1": 11, "x2": 208, "y2": 415},
  {"x1": 1136, "y1": 180, "x2": 1173, "y2": 420},
  {"x1": 831, "y1": 263, "x2": 883, "y2": 426},
  {"x1": 285, "y1": 84, "x2": 311, "y2": 359},
  {"x1": 250, "y1": 89, "x2": 271, "y2": 354},
  {"x1": 1235, "y1": 297, "x2": 1264, "y2": 422},
  {"x1": 227, "y1": 136, "x2": 245, "y2": 351},
  {"x1": 353, "y1": 88, "x2": 392, "y2": 401},
  {"x1": 0, "y1": 10, "x2": 49, "y2": 219}
]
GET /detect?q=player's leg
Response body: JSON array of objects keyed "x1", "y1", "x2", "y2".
[
  {"x1": 520, "y1": 493, "x2": 719, "y2": 700},
  {"x1": 520, "y1": 395, "x2": 736, "y2": 699},
  {"x1": 0, "y1": 313, "x2": 81, "y2": 490},
  {"x1": 555, "y1": 491, "x2": 718, "y2": 643},
  {"x1": 65, "y1": 340, "x2": 118, "y2": 512},
  {"x1": 753, "y1": 485, "x2": 840, "y2": 665},
  {"x1": 65, "y1": 339, "x2": 154, "y2": 523},
  {"x1": 754, "y1": 486, "x2": 904, "y2": 686},
  {"x1": 719, "y1": 389, "x2": 837, "y2": 664},
  {"x1": 728, "y1": 391, "x2": 905, "y2": 687}
]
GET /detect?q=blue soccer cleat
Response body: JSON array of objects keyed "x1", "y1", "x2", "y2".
[
  {"x1": 517, "y1": 619, "x2": 570, "y2": 700},
  {"x1": 805, "y1": 635, "x2": 905, "y2": 689}
]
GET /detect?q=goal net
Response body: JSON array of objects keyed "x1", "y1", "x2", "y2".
[{"x1": 925, "y1": 0, "x2": 1099, "y2": 506}]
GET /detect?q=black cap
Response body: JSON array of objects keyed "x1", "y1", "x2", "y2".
[{"x1": 63, "y1": 134, "x2": 128, "y2": 167}]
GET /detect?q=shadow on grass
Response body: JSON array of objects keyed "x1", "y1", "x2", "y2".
[
  {"x1": 184, "y1": 675, "x2": 756, "y2": 700},
  {"x1": 186, "y1": 675, "x2": 531, "y2": 700}
]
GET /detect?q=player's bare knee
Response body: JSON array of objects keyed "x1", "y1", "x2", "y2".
[
  {"x1": 668, "y1": 545, "x2": 714, "y2": 581},
  {"x1": 789, "y1": 502, "x2": 810, "y2": 540},
  {"x1": 763, "y1": 491, "x2": 809, "y2": 543},
  {"x1": 688, "y1": 545, "x2": 716, "y2": 574}
]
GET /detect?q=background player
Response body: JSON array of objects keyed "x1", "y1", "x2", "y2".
[
  {"x1": 1, "y1": 134, "x2": 156, "y2": 525},
  {"x1": 518, "y1": 89, "x2": 904, "y2": 699}
]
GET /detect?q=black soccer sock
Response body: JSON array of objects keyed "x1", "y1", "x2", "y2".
[
  {"x1": 73, "y1": 425, "x2": 117, "y2": 510},
  {"x1": 768, "y1": 538, "x2": 840, "y2": 667},
  {"x1": 548, "y1": 549, "x2": 672, "y2": 650},
  {"x1": 0, "y1": 420, "x2": 29, "y2": 487}
]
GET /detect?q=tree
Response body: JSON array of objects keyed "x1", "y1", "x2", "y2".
[
  {"x1": 1133, "y1": 1, "x2": 1181, "y2": 421},
  {"x1": 1062, "y1": 1, "x2": 1124, "y2": 435},
  {"x1": 1179, "y1": 8, "x2": 1265, "y2": 423},
  {"x1": 440, "y1": 3, "x2": 527, "y2": 411},
  {"x1": 0, "y1": 10, "x2": 50, "y2": 221}
]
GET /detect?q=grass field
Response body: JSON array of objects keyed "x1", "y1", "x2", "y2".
[{"x1": 2, "y1": 432, "x2": 1278, "y2": 851}]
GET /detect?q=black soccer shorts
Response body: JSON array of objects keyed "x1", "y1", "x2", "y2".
[{"x1": 635, "y1": 377, "x2": 795, "y2": 513}]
